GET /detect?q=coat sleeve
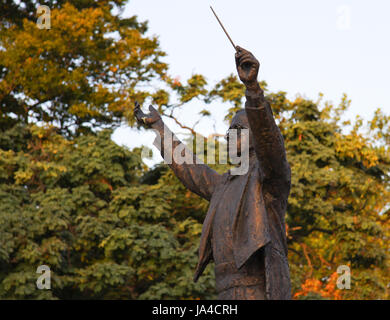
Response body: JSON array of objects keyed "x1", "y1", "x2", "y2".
[
  {"x1": 244, "y1": 87, "x2": 291, "y2": 193},
  {"x1": 151, "y1": 120, "x2": 222, "y2": 201}
]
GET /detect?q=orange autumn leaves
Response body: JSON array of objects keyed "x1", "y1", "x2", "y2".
[{"x1": 294, "y1": 272, "x2": 344, "y2": 300}]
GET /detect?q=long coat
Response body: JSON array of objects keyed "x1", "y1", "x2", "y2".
[{"x1": 152, "y1": 89, "x2": 291, "y2": 300}]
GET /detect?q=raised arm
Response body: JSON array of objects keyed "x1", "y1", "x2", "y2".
[
  {"x1": 235, "y1": 47, "x2": 290, "y2": 184},
  {"x1": 134, "y1": 102, "x2": 222, "y2": 201}
]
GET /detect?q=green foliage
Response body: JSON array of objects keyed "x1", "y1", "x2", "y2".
[
  {"x1": 279, "y1": 96, "x2": 390, "y2": 299},
  {"x1": 0, "y1": 124, "x2": 215, "y2": 299},
  {"x1": 1, "y1": 86, "x2": 388, "y2": 300}
]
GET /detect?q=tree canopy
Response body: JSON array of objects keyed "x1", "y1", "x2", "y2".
[{"x1": 0, "y1": 1, "x2": 166, "y2": 136}]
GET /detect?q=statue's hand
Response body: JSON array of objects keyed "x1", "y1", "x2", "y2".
[
  {"x1": 134, "y1": 101, "x2": 162, "y2": 128},
  {"x1": 235, "y1": 46, "x2": 260, "y2": 89}
]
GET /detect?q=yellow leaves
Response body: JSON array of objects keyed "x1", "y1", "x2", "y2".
[
  {"x1": 152, "y1": 89, "x2": 169, "y2": 107},
  {"x1": 179, "y1": 74, "x2": 208, "y2": 103},
  {"x1": 14, "y1": 169, "x2": 34, "y2": 184},
  {"x1": 51, "y1": 3, "x2": 105, "y2": 42},
  {"x1": 80, "y1": 253, "x2": 87, "y2": 263},
  {"x1": 335, "y1": 132, "x2": 379, "y2": 168},
  {"x1": 34, "y1": 161, "x2": 68, "y2": 179},
  {"x1": 69, "y1": 103, "x2": 101, "y2": 118},
  {"x1": 292, "y1": 96, "x2": 304, "y2": 106},
  {"x1": 30, "y1": 125, "x2": 48, "y2": 139},
  {"x1": 1, "y1": 0, "x2": 169, "y2": 133},
  {"x1": 13, "y1": 126, "x2": 71, "y2": 185},
  {"x1": 99, "y1": 239, "x2": 108, "y2": 249}
]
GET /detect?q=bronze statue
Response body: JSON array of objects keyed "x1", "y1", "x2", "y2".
[{"x1": 134, "y1": 46, "x2": 291, "y2": 300}]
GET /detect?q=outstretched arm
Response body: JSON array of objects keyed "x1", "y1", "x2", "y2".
[
  {"x1": 235, "y1": 47, "x2": 290, "y2": 185},
  {"x1": 134, "y1": 102, "x2": 221, "y2": 201}
]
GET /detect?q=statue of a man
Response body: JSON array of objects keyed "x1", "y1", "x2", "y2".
[{"x1": 134, "y1": 47, "x2": 291, "y2": 300}]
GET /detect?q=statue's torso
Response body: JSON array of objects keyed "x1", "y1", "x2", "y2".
[{"x1": 211, "y1": 171, "x2": 266, "y2": 299}]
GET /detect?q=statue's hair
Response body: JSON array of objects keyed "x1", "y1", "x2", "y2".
[
  {"x1": 231, "y1": 109, "x2": 249, "y2": 128},
  {"x1": 235, "y1": 109, "x2": 246, "y2": 116},
  {"x1": 232, "y1": 109, "x2": 248, "y2": 122}
]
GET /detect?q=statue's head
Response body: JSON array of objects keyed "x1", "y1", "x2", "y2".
[{"x1": 225, "y1": 109, "x2": 253, "y2": 156}]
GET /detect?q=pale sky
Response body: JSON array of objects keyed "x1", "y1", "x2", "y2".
[{"x1": 112, "y1": 0, "x2": 390, "y2": 166}]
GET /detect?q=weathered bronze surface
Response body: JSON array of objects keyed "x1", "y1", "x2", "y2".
[{"x1": 134, "y1": 47, "x2": 291, "y2": 300}]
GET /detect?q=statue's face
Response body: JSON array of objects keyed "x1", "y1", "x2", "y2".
[{"x1": 225, "y1": 111, "x2": 252, "y2": 156}]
